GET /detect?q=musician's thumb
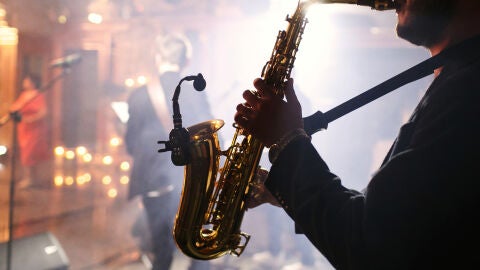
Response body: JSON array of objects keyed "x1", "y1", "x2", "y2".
[{"x1": 284, "y1": 78, "x2": 300, "y2": 107}]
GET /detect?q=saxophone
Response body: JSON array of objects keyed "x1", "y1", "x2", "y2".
[{"x1": 172, "y1": 0, "x2": 396, "y2": 260}]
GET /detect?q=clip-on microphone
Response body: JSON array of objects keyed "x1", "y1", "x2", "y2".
[{"x1": 158, "y1": 73, "x2": 206, "y2": 166}]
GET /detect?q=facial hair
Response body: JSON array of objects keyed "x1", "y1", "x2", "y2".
[{"x1": 396, "y1": 0, "x2": 455, "y2": 47}]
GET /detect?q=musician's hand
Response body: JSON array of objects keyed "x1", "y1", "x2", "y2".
[
  {"x1": 234, "y1": 78, "x2": 303, "y2": 147},
  {"x1": 246, "y1": 168, "x2": 280, "y2": 209}
]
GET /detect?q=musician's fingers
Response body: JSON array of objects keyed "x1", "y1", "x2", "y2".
[
  {"x1": 234, "y1": 111, "x2": 249, "y2": 130},
  {"x1": 236, "y1": 103, "x2": 255, "y2": 118},
  {"x1": 242, "y1": 90, "x2": 260, "y2": 107},
  {"x1": 253, "y1": 78, "x2": 274, "y2": 98},
  {"x1": 284, "y1": 78, "x2": 300, "y2": 107}
]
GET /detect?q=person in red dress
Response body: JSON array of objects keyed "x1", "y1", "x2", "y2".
[{"x1": 9, "y1": 74, "x2": 50, "y2": 188}]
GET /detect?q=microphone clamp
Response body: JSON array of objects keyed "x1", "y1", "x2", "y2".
[
  {"x1": 158, "y1": 127, "x2": 190, "y2": 166},
  {"x1": 158, "y1": 73, "x2": 207, "y2": 166}
]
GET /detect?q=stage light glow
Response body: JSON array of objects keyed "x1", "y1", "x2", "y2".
[
  {"x1": 120, "y1": 161, "x2": 130, "y2": 171},
  {"x1": 107, "y1": 188, "x2": 118, "y2": 198},
  {"x1": 0, "y1": 145, "x2": 7, "y2": 155},
  {"x1": 120, "y1": 176, "x2": 129, "y2": 185},
  {"x1": 65, "y1": 176, "x2": 74, "y2": 186},
  {"x1": 65, "y1": 150, "x2": 75, "y2": 159},
  {"x1": 83, "y1": 153, "x2": 93, "y2": 163},
  {"x1": 83, "y1": 173, "x2": 92, "y2": 182},
  {"x1": 298, "y1": 4, "x2": 336, "y2": 59},
  {"x1": 102, "y1": 175, "x2": 112, "y2": 185},
  {"x1": 137, "y1": 75, "x2": 147, "y2": 85},
  {"x1": 109, "y1": 137, "x2": 121, "y2": 147},
  {"x1": 88, "y1": 13, "x2": 103, "y2": 24},
  {"x1": 76, "y1": 146, "x2": 87, "y2": 156},
  {"x1": 54, "y1": 176, "x2": 64, "y2": 186},
  {"x1": 54, "y1": 146, "x2": 65, "y2": 156},
  {"x1": 76, "y1": 175, "x2": 87, "y2": 185},
  {"x1": 124, "y1": 78, "x2": 135, "y2": 87},
  {"x1": 102, "y1": 155, "x2": 113, "y2": 165}
]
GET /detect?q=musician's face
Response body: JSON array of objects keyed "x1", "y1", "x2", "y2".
[{"x1": 395, "y1": 0, "x2": 454, "y2": 47}]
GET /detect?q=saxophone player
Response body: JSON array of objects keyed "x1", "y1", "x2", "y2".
[{"x1": 235, "y1": 0, "x2": 480, "y2": 269}]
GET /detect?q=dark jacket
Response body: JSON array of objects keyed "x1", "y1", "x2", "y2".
[{"x1": 265, "y1": 35, "x2": 480, "y2": 269}]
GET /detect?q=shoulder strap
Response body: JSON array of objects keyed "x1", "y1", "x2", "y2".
[{"x1": 303, "y1": 35, "x2": 480, "y2": 136}]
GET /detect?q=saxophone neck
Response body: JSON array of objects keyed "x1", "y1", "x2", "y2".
[{"x1": 315, "y1": 0, "x2": 397, "y2": 10}]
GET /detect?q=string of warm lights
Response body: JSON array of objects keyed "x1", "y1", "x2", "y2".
[{"x1": 53, "y1": 137, "x2": 131, "y2": 199}]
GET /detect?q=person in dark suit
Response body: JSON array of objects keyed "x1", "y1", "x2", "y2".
[
  {"x1": 235, "y1": 0, "x2": 480, "y2": 269},
  {"x1": 126, "y1": 33, "x2": 213, "y2": 270}
]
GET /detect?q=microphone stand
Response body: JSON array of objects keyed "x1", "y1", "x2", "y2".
[{"x1": 0, "y1": 67, "x2": 72, "y2": 270}]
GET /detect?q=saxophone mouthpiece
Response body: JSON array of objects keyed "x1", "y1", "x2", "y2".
[
  {"x1": 319, "y1": 0, "x2": 397, "y2": 11},
  {"x1": 357, "y1": 0, "x2": 397, "y2": 10}
]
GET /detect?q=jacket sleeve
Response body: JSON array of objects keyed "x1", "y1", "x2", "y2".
[
  {"x1": 265, "y1": 91, "x2": 480, "y2": 269},
  {"x1": 264, "y1": 46, "x2": 480, "y2": 269},
  {"x1": 265, "y1": 138, "x2": 366, "y2": 269}
]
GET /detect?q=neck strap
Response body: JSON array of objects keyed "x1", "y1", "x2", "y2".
[{"x1": 303, "y1": 35, "x2": 480, "y2": 136}]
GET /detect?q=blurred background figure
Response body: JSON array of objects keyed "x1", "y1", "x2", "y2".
[
  {"x1": 125, "y1": 32, "x2": 213, "y2": 270},
  {"x1": 8, "y1": 74, "x2": 50, "y2": 189}
]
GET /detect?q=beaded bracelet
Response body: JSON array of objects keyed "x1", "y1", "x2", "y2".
[{"x1": 268, "y1": 128, "x2": 311, "y2": 163}]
